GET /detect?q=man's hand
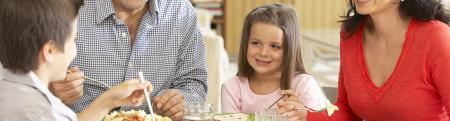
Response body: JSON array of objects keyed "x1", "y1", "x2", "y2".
[
  {"x1": 152, "y1": 89, "x2": 185, "y2": 120},
  {"x1": 49, "y1": 67, "x2": 84, "y2": 105}
]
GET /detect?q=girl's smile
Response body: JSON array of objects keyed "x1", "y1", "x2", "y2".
[{"x1": 247, "y1": 22, "x2": 284, "y2": 75}]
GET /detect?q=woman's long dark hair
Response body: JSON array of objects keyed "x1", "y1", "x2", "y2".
[{"x1": 341, "y1": 0, "x2": 450, "y2": 38}]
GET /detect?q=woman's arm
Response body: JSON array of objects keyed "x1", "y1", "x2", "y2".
[
  {"x1": 77, "y1": 80, "x2": 151, "y2": 121},
  {"x1": 329, "y1": 66, "x2": 362, "y2": 120},
  {"x1": 307, "y1": 62, "x2": 362, "y2": 121},
  {"x1": 428, "y1": 23, "x2": 450, "y2": 117},
  {"x1": 77, "y1": 94, "x2": 112, "y2": 121}
]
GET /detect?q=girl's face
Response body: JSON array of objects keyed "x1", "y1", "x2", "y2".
[
  {"x1": 353, "y1": 0, "x2": 400, "y2": 15},
  {"x1": 247, "y1": 22, "x2": 284, "y2": 76}
]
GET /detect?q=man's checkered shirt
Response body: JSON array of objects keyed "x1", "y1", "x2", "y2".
[{"x1": 69, "y1": 0, "x2": 207, "y2": 113}]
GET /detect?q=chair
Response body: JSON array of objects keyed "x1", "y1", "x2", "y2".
[
  {"x1": 302, "y1": 29, "x2": 340, "y2": 102},
  {"x1": 196, "y1": 8, "x2": 231, "y2": 112}
]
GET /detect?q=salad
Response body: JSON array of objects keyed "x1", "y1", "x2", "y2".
[{"x1": 102, "y1": 110, "x2": 171, "y2": 121}]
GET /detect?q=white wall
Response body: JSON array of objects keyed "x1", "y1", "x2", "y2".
[{"x1": 444, "y1": 0, "x2": 450, "y2": 10}]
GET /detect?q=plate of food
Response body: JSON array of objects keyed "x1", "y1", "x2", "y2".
[
  {"x1": 102, "y1": 110, "x2": 171, "y2": 121},
  {"x1": 212, "y1": 113, "x2": 253, "y2": 121}
]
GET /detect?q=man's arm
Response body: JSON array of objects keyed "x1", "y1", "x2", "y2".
[
  {"x1": 152, "y1": 1, "x2": 207, "y2": 120},
  {"x1": 170, "y1": 0, "x2": 208, "y2": 103}
]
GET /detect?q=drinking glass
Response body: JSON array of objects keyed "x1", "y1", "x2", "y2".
[
  {"x1": 254, "y1": 109, "x2": 288, "y2": 121},
  {"x1": 183, "y1": 102, "x2": 214, "y2": 121}
]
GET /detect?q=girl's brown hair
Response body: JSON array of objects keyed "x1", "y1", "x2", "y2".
[{"x1": 237, "y1": 3, "x2": 306, "y2": 90}]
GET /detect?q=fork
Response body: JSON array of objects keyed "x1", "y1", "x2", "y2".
[
  {"x1": 294, "y1": 106, "x2": 318, "y2": 112},
  {"x1": 138, "y1": 72, "x2": 156, "y2": 121},
  {"x1": 66, "y1": 71, "x2": 111, "y2": 88},
  {"x1": 266, "y1": 88, "x2": 293, "y2": 110}
]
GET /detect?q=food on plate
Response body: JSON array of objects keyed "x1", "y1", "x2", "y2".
[
  {"x1": 212, "y1": 113, "x2": 250, "y2": 121},
  {"x1": 103, "y1": 110, "x2": 171, "y2": 121}
]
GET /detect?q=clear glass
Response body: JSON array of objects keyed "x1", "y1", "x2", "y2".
[
  {"x1": 183, "y1": 102, "x2": 214, "y2": 121},
  {"x1": 254, "y1": 109, "x2": 288, "y2": 121}
]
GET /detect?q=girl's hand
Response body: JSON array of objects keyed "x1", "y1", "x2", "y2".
[
  {"x1": 277, "y1": 90, "x2": 307, "y2": 121},
  {"x1": 103, "y1": 79, "x2": 153, "y2": 108}
]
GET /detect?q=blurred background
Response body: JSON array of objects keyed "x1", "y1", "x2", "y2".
[{"x1": 190, "y1": 0, "x2": 450, "y2": 111}]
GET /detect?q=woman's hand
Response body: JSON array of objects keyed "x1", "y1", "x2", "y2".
[
  {"x1": 104, "y1": 79, "x2": 153, "y2": 108},
  {"x1": 78, "y1": 80, "x2": 152, "y2": 121},
  {"x1": 277, "y1": 90, "x2": 307, "y2": 121}
]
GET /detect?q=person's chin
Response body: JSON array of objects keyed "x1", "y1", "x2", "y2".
[
  {"x1": 355, "y1": 7, "x2": 373, "y2": 15},
  {"x1": 254, "y1": 68, "x2": 272, "y2": 74},
  {"x1": 123, "y1": 0, "x2": 147, "y2": 9}
]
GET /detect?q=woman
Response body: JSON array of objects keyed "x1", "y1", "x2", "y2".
[{"x1": 309, "y1": 0, "x2": 450, "y2": 120}]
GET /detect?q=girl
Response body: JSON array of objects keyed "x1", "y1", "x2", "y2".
[{"x1": 221, "y1": 3, "x2": 328, "y2": 121}]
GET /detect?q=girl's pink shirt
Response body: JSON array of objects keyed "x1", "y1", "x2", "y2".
[{"x1": 221, "y1": 74, "x2": 327, "y2": 113}]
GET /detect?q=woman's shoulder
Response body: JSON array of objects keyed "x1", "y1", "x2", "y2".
[
  {"x1": 339, "y1": 27, "x2": 363, "y2": 55},
  {"x1": 415, "y1": 19, "x2": 449, "y2": 30},
  {"x1": 413, "y1": 20, "x2": 449, "y2": 49},
  {"x1": 340, "y1": 29, "x2": 361, "y2": 43},
  {"x1": 414, "y1": 20, "x2": 449, "y2": 38}
]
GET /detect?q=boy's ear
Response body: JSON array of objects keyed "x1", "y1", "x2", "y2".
[{"x1": 41, "y1": 40, "x2": 56, "y2": 63}]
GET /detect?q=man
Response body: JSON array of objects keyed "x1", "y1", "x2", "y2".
[{"x1": 49, "y1": 0, "x2": 207, "y2": 120}]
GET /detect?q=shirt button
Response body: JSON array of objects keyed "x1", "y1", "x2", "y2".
[
  {"x1": 128, "y1": 63, "x2": 133, "y2": 68},
  {"x1": 122, "y1": 33, "x2": 127, "y2": 38}
]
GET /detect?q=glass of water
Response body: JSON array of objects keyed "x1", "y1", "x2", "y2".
[
  {"x1": 255, "y1": 109, "x2": 288, "y2": 121},
  {"x1": 183, "y1": 102, "x2": 214, "y2": 121}
]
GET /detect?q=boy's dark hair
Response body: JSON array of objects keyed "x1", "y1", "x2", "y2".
[
  {"x1": 341, "y1": 0, "x2": 450, "y2": 38},
  {"x1": 237, "y1": 3, "x2": 306, "y2": 90},
  {"x1": 0, "y1": 0, "x2": 84, "y2": 73}
]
